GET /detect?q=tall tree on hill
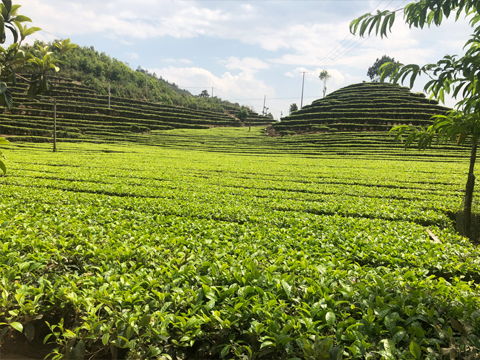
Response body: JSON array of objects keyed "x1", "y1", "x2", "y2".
[
  {"x1": 319, "y1": 70, "x2": 331, "y2": 98},
  {"x1": 289, "y1": 103, "x2": 298, "y2": 114},
  {"x1": 199, "y1": 90, "x2": 210, "y2": 98},
  {"x1": 350, "y1": 0, "x2": 480, "y2": 240},
  {"x1": 367, "y1": 55, "x2": 399, "y2": 81}
]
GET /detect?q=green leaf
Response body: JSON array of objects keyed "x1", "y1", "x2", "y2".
[
  {"x1": 325, "y1": 311, "x2": 336, "y2": 325},
  {"x1": 10, "y1": 322, "x2": 23, "y2": 333},
  {"x1": 281, "y1": 280, "x2": 292, "y2": 298},
  {"x1": 11, "y1": 14, "x2": 31, "y2": 23},
  {"x1": 409, "y1": 340, "x2": 421, "y2": 359},
  {"x1": 0, "y1": 159, "x2": 5, "y2": 175},
  {"x1": 101, "y1": 332, "x2": 110, "y2": 345},
  {"x1": 2, "y1": 0, "x2": 11, "y2": 13}
]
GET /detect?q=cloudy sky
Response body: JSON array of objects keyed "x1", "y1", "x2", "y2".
[{"x1": 18, "y1": 0, "x2": 472, "y2": 118}]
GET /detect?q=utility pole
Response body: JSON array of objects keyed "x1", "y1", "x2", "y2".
[
  {"x1": 300, "y1": 71, "x2": 306, "y2": 108},
  {"x1": 262, "y1": 95, "x2": 266, "y2": 115},
  {"x1": 53, "y1": 98, "x2": 57, "y2": 153},
  {"x1": 108, "y1": 83, "x2": 111, "y2": 110},
  {"x1": 211, "y1": 87, "x2": 214, "y2": 97}
]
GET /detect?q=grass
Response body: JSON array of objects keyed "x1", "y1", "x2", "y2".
[{"x1": 0, "y1": 127, "x2": 479, "y2": 359}]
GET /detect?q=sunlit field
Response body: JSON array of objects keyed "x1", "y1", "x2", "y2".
[{"x1": 1, "y1": 127, "x2": 479, "y2": 359}]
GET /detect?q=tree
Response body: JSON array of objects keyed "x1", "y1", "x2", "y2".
[
  {"x1": 289, "y1": 103, "x2": 298, "y2": 114},
  {"x1": 27, "y1": 39, "x2": 78, "y2": 152},
  {"x1": 0, "y1": 0, "x2": 42, "y2": 174},
  {"x1": 237, "y1": 107, "x2": 250, "y2": 131},
  {"x1": 350, "y1": 0, "x2": 480, "y2": 239},
  {"x1": 367, "y1": 55, "x2": 399, "y2": 81},
  {"x1": 392, "y1": 110, "x2": 480, "y2": 238},
  {"x1": 199, "y1": 90, "x2": 210, "y2": 98},
  {"x1": 319, "y1": 70, "x2": 331, "y2": 98}
]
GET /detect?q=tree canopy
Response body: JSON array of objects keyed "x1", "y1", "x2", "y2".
[
  {"x1": 319, "y1": 70, "x2": 331, "y2": 98},
  {"x1": 289, "y1": 103, "x2": 298, "y2": 114},
  {"x1": 367, "y1": 55, "x2": 399, "y2": 81}
]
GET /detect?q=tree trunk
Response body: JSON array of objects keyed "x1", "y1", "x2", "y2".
[{"x1": 464, "y1": 141, "x2": 477, "y2": 238}]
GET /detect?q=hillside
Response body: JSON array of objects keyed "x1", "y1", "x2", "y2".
[
  {"x1": 274, "y1": 82, "x2": 450, "y2": 134},
  {"x1": 0, "y1": 77, "x2": 272, "y2": 142},
  {"x1": 46, "y1": 43, "x2": 245, "y2": 114}
]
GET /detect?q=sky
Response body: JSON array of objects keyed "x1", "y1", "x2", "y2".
[{"x1": 17, "y1": 0, "x2": 473, "y2": 119}]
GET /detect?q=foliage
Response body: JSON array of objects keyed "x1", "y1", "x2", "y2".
[
  {"x1": 392, "y1": 110, "x2": 480, "y2": 149},
  {"x1": 42, "y1": 42, "x2": 248, "y2": 114},
  {"x1": 275, "y1": 82, "x2": 448, "y2": 134},
  {"x1": 198, "y1": 89, "x2": 210, "y2": 98},
  {"x1": 351, "y1": 0, "x2": 480, "y2": 238},
  {"x1": 237, "y1": 106, "x2": 249, "y2": 122},
  {"x1": 350, "y1": 0, "x2": 479, "y2": 113},
  {"x1": 0, "y1": 0, "x2": 43, "y2": 174},
  {"x1": 289, "y1": 103, "x2": 298, "y2": 114},
  {"x1": 319, "y1": 69, "x2": 331, "y2": 98},
  {"x1": 367, "y1": 55, "x2": 399, "y2": 81},
  {"x1": 0, "y1": 131, "x2": 479, "y2": 358}
]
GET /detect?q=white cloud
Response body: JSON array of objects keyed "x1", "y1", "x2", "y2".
[
  {"x1": 149, "y1": 66, "x2": 276, "y2": 113},
  {"x1": 223, "y1": 57, "x2": 270, "y2": 73},
  {"x1": 17, "y1": 0, "x2": 231, "y2": 40},
  {"x1": 16, "y1": 0, "x2": 474, "y2": 117}
]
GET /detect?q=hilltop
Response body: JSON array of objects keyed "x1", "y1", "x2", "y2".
[{"x1": 274, "y1": 82, "x2": 450, "y2": 134}]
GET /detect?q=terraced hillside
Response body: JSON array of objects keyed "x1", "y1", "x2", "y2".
[
  {"x1": 274, "y1": 82, "x2": 450, "y2": 134},
  {"x1": 0, "y1": 77, "x2": 272, "y2": 142}
]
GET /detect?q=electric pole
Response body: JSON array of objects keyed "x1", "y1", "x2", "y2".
[
  {"x1": 53, "y1": 98, "x2": 57, "y2": 153},
  {"x1": 108, "y1": 83, "x2": 111, "y2": 110},
  {"x1": 262, "y1": 95, "x2": 266, "y2": 115},
  {"x1": 211, "y1": 87, "x2": 214, "y2": 97},
  {"x1": 300, "y1": 71, "x2": 306, "y2": 108}
]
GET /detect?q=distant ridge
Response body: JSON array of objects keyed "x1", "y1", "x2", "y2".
[{"x1": 273, "y1": 82, "x2": 450, "y2": 134}]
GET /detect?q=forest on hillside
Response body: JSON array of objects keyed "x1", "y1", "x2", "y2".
[{"x1": 28, "y1": 42, "x2": 246, "y2": 113}]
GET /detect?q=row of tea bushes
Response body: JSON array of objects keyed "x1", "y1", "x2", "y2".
[
  {"x1": 2, "y1": 78, "x2": 272, "y2": 142},
  {"x1": 274, "y1": 82, "x2": 450, "y2": 134}
]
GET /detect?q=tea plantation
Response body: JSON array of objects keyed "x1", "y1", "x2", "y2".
[
  {"x1": 274, "y1": 83, "x2": 449, "y2": 134},
  {"x1": 0, "y1": 77, "x2": 271, "y2": 143},
  {"x1": 1, "y1": 127, "x2": 479, "y2": 359}
]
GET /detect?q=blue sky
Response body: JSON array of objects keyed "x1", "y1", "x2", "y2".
[{"x1": 19, "y1": 0, "x2": 472, "y2": 118}]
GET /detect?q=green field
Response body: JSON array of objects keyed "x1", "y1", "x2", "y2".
[{"x1": 1, "y1": 127, "x2": 479, "y2": 359}]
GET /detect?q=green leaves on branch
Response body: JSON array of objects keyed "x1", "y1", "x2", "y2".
[
  {"x1": 351, "y1": 0, "x2": 480, "y2": 38},
  {"x1": 350, "y1": 10, "x2": 396, "y2": 38},
  {"x1": 352, "y1": 0, "x2": 480, "y2": 116},
  {"x1": 390, "y1": 110, "x2": 480, "y2": 149},
  {"x1": 0, "y1": 81, "x2": 13, "y2": 108},
  {"x1": 390, "y1": 124, "x2": 436, "y2": 150}
]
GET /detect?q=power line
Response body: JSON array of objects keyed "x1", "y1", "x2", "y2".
[{"x1": 315, "y1": 0, "x2": 401, "y2": 65}]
